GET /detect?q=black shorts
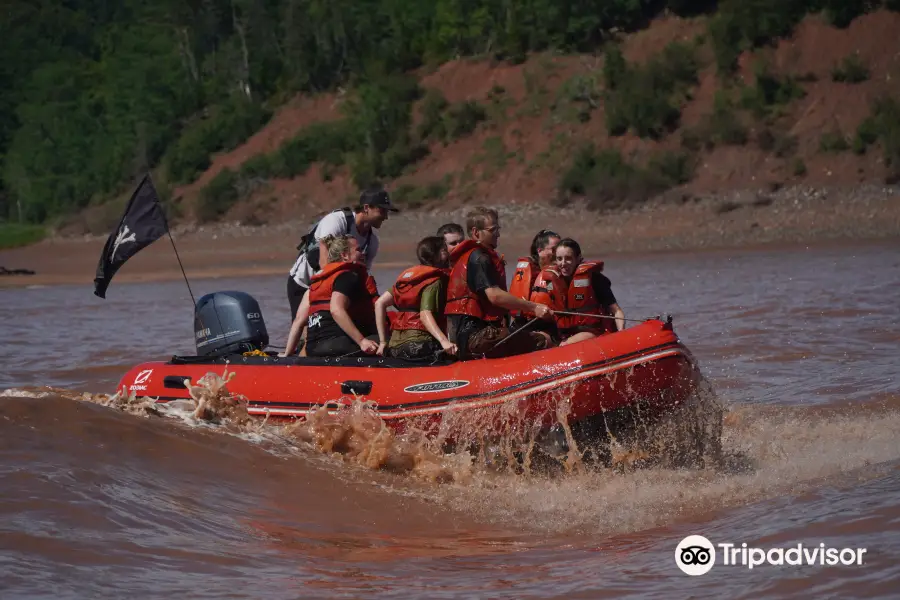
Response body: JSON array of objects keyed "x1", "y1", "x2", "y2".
[{"x1": 306, "y1": 334, "x2": 379, "y2": 357}]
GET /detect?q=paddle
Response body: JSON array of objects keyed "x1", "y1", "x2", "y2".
[{"x1": 487, "y1": 316, "x2": 540, "y2": 354}]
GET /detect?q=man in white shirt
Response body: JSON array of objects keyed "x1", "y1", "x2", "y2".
[{"x1": 287, "y1": 185, "x2": 398, "y2": 320}]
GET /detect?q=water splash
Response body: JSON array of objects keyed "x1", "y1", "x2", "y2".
[
  {"x1": 6, "y1": 370, "x2": 899, "y2": 539},
  {"x1": 54, "y1": 365, "x2": 725, "y2": 487},
  {"x1": 606, "y1": 374, "x2": 726, "y2": 472},
  {"x1": 37, "y1": 368, "x2": 261, "y2": 431},
  {"x1": 286, "y1": 399, "x2": 475, "y2": 483}
]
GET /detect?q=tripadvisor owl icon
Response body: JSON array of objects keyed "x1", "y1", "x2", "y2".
[{"x1": 675, "y1": 535, "x2": 716, "y2": 575}]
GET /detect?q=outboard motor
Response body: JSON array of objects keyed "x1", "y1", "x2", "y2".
[{"x1": 194, "y1": 291, "x2": 269, "y2": 356}]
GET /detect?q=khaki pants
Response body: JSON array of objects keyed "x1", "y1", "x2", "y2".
[{"x1": 464, "y1": 324, "x2": 552, "y2": 360}]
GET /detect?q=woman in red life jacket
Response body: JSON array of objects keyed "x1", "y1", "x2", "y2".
[
  {"x1": 301, "y1": 234, "x2": 380, "y2": 357},
  {"x1": 508, "y1": 229, "x2": 561, "y2": 319},
  {"x1": 528, "y1": 259, "x2": 568, "y2": 343},
  {"x1": 374, "y1": 236, "x2": 457, "y2": 362},
  {"x1": 554, "y1": 238, "x2": 625, "y2": 347},
  {"x1": 445, "y1": 206, "x2": 555, "y2": 360},
  {"x1": 509, "y1": 228, "x2": 562, "y2": 338}
]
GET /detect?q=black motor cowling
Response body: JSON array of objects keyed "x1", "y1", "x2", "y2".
[{"x1": 194, "y1": 291, "x2": 269, "y2": 356}]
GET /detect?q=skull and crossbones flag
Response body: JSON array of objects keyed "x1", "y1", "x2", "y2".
[{"x1": 93, "y1": 174, "x2": 169, "y2": 298}]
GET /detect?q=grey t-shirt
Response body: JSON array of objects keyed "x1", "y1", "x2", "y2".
[{"x1": 288, "y1": 210, "x2": 379, "y2": 287}]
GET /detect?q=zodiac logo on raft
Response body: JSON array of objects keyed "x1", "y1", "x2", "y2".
[
  {"x1": 130, "y1": 369, "x2": 154, "y2": 391},
  {"x1": 403, "y1": 380, "x2": 470, "y2": 394},
  {"x1": 675, "y1": 535, "x2": 867, "y2": 576}
]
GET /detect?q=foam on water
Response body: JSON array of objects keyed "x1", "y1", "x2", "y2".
[
  {"x1": 426, "y1": 395, "x2": 900, "y2": 537},
  {"x1": 11, "y1": 366, "x2": 898, "y2": 541}
]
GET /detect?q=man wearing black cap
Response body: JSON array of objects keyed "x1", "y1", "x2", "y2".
[{"x1": 287, "y1": 183, "x2": 398, "y2": 322}]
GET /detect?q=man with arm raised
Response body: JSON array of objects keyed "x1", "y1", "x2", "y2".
[{"x1": 445, "y1": 206, "x2": 555, "y2": 360}]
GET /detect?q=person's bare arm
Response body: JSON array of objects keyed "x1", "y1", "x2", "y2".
[
  {"x1": 420, "y1": 310, "x2": 456, "y2": 354},
  {"x1": 280, "y1": 293, "x2": 310, "y2": 357},
  {"x1": 483, "y1": 287, "x2": 554, "y2": 320},
  {"x1": 331, "y1": 291, "x2": 377, "y2": 353},
  {"x1": 610, "y1": 302, "x2": 625, "y2": 331},
  {"x1": 374, "y1": 291, "x2": 394, "y2": 356}
]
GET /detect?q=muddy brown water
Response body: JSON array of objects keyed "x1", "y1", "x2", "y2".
[{"x1": 1, "y1": 240, "x2": 899, "y2": 598}]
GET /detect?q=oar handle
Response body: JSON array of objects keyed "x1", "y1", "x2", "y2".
[
  {"x1": 553, "y1": 310, "x2": 650, "y2": 324},
  {"x1": 487, "y1": 317, "x2": 540, "y2": 353}
]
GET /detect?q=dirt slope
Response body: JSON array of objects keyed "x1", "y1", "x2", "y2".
[{"x1": 170, "y1": 10, "x2": 900, "y2": 225}]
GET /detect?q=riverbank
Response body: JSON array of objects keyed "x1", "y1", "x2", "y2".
[{"x1": 1, "y1": 184, "x2": 898, "y2": 289}]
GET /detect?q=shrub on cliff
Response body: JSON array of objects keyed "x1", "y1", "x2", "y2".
[
  {"x1": 709, "y1": 0, "x2": 809, "y2": 74},
  {"x1": 164, "y1": 99, "x2": 271, "y2": 185},
  {"x1": 871, "y1": 96, "x2": 900, "y2": 180},
  {"x1": 558, "y1": 144, "x2": 691, "y2": 210},
  {"x1": 740, "y1": 60, "x2": 806, "y2": 118},
  {"x1": 682, "y1": 91, "x2": 748, "y2": 149},
  {"x1": 196, "y1": 169, "x2": 239, "y2": 223},
  {"x1": 831, "y1": 54, "x2": 870, "y2": 83},
  {"x1": 820, "y1": 0, "x2": 879, "y2": 28},
  {"x1": 604, "y1": 42, "x2": 699, "y2": 139}
]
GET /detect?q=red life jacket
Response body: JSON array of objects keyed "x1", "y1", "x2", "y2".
[
  {"x1": 529, "y1": 266, "x2": 568, "y2": 311},
  {"x1": 364, "y1": 274, "x2": 379, "y2": 302},
  {"x1": 308, "y1": 261, "x2": 377, "y2": 329},
  {"x1": 560, "y1": 261, "x2": 616, "y2": 334},
  {"x1": 445, "y1": 240, "x2": 507, "y2": 323},
  {"x1": 390, "y1": 265, "x2": 449, "y2": 332},
  {"x1": 508, "y1": 256, "x2": 538, "y2": 318}
]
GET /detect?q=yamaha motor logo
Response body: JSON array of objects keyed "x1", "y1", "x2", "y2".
[
  {"x1": 403, "y1": 380, "x2": 470, "y2": 394},
  {"x1": 675, "y1": 535, "x2": 715, "y2": 576}
]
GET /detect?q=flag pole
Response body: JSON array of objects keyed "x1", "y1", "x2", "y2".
[
  {"x1": 166, "y1": 229, "x2": 197, "y2": 309},
  {"x1": 149, "y1": 174, "x2": 197, "y2": 309},
  {"x1": 147, "y1": 174, "x2": 229, "y2": 351}
]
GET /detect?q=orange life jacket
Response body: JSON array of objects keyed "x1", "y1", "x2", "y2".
[
  {"x1": 508, "y1": 256, "x2": 538, "y2": 318},
  {"x1": 529, "y1": 266, "x2": 568, "y2": 311},
  {"x1": 308, "y1": 261, "x2": 377, "y2": 329},
  {"x1": 390, "y1": 265, "x2": 449, "y2": 332},
  {"x1": 559, "y1": 261, "x2": 616, "y2": 334},
  {"x1": 445, "y1": 239, "x2": 507, "y2": 323}
]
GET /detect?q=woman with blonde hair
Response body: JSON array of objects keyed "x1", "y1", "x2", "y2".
[{"x1": 283, "y1": 234, "x2": 380, "y2": 357}]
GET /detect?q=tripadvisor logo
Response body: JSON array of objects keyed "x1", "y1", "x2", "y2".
[
  {"x1": 675, "y1": 535, "x2": 715, "y2": 576},
  {"x1": 674, "y1": 535, "x2": 868, "y2": 575}
]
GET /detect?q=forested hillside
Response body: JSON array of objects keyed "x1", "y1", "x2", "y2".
[{"x1": 2, "y1": 0, "x2": 899, "y2": 234}]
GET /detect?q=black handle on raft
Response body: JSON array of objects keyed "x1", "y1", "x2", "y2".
[
  {"x1": 164, "y1": 375, "x2": 190, "y2": 389},
  {"x1": 341, "y1": 380, "x2": 373, "y2": 395}
]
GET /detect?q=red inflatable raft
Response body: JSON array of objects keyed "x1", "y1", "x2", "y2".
[{"x1": 116, "y1": 317, "x2": 698, "y2": 444}]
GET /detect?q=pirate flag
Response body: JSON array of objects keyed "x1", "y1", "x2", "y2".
[{"x1": 93, "y1": 174, "x2": 169, "y2": 298}]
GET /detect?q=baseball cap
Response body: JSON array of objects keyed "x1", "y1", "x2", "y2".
[{"x1": 360, "y1": 186, "x2": 399, "y2": 212}]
